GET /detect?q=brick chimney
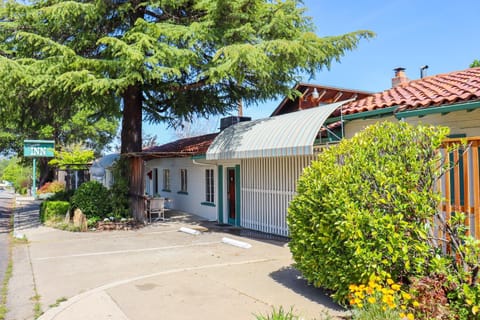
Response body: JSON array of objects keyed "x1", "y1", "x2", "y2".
[{"x1": 392, "y1": 67, "x2": 409, "y2": 87}]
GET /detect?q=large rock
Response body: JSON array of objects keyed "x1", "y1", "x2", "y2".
[
  {"x1": 64, "y1": 209, "x2": 71, "y2": 224},
  {"x1": 72, "y1": 208, "x2": 87, "y2": 232}
]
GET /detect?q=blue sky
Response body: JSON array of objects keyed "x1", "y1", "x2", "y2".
[{"x1": 145, "y1": 0, "x2": 480, "y2": 145}]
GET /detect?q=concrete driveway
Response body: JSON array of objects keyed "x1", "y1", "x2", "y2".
[{"x1": 9, "y1": 203, "x2": 345, "y2": 320}]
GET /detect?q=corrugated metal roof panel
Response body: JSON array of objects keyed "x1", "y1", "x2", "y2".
[{"x1": 206, "y1": 100, "x2": 348, "y2": 160}]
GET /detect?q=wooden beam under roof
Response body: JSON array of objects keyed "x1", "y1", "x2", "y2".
[{"x1": 271, "y1": 83, "x2": 372, "y2": 116}]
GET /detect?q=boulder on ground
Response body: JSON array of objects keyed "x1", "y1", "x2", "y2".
[
  {"x1": 64, "y1": 209, "x2": 71, "y2": 223},
  {"x1": 73, "y1": 208, "x2": 87, "y2": 232}
]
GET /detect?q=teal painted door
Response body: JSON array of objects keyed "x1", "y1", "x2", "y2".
[{"x1": 227, "y1": 168, "x2": 236, "y2": 225}]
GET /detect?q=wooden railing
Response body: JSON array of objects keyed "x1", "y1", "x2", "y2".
[{"x1": 439, "y1": 137, "x2": 480, "y2": 240}]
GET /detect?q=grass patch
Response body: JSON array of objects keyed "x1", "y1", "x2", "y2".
[
  {"x1": 13, "y1": 235, "x2": 28, "y2": 244},
  {"x1": 255, "y1": 307, "x2": 301, "y2": 320},
  {"x1": 44, "y1": 217, "x2": 81, "y2": 232},
  {"x1": 0, "y1": 257, "x2": 13, "y2": 320},
  {"x1": 31, "y1": 294, "x2": 42, "y2": 319},
  {"x1": 255, "y1": 307, "x2": 336, "y2": 320},
  {"x1": 49, "y1": 297, "x2": 67, "y2": 308}
]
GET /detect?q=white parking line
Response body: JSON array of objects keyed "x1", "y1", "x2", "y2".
[{"x1": 35, "y1": 241, "x2": 221, "y2": 261}]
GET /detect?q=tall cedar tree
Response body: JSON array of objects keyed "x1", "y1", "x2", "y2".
[{"x1": 0, "y1": 0, "x2": 373, "y2": 219}]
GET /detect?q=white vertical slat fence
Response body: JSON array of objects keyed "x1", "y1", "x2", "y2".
[{"x1": 241, "y1": 155, "x2": 315, "y2": 236}]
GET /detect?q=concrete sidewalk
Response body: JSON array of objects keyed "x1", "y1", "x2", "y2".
[
  {"x1": 7, "y1": 200, "x2": 346, "y2": 320},
  {"x1": 6, "y1": 197, "x2": 41, "y2": 320}
]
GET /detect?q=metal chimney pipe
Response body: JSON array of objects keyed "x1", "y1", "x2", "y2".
[{"x1": 420, "y1": 65, "x2": 429, "y2": 78}]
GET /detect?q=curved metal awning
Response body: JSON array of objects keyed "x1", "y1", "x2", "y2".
[{"x1": 206, "y1": 100, "x2": 349, "y2": 160}]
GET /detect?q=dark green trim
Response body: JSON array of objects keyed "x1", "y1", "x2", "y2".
[
  {"x1": 177, "y1": 191, "x2": 188, "y2": 195},
  {"x1": 161, "y1": 189, "x2": 171, "y2": 192},
  {"x1": 447, "y1": 133, "x2": 466, "y2": 139},
  {"x1": 191, "y1": 154, "x2": 206, "y2": 160},
  {"x1": 235, "y1": 165, "x2": 241, "y2": 226},
  {"x1": 395, "y1": 100, "x2": 480, "y2": 119},
  {"x1": 217, "y1": 165, "x2": 224, "y2": 223},
  {"x1": 325, "y1": 106, "x2": 397, "y2": 124},
  {"x1": 201, "y1": 202, "x2": 216, "y2": 207}
]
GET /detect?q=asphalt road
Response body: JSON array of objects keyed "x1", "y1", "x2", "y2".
[{"x1": 0, "y1": 189, "x2": 13, "y2": 285}]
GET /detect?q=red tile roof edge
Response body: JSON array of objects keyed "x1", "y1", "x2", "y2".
[
  {"x1": 143, "y1": 132, "x2": 219, "y2": 156},
  {"x1": 339, "y1": 67, "x2": 480, "y2": 116}
]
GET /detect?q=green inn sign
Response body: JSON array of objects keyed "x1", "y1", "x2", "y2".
[
  {"x1": 24, "y1": 140, "x2": 55, "y2": 157},
  {"x1": 23, "y1": 140, "x2": 55, "y2": 197}
]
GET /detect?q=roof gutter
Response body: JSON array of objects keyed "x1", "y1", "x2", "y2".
[
  {"x1": 395, "y1": 100, "x2": 480, "y2": 119},
  {"x1": 325, "y1": 106, "x2": 397, "y2": 124}
]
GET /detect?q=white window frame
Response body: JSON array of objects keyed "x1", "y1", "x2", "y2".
[
  {"x1": 163, "y1": 169, "x2": 170, "y2": 191},
  {"x1": 180, "y1": 169, "x2": 188, "y2": 193},
  {"x1": 153, "y1": 168, "x2": 159, "y2": 194},
  {"x1": 205, "y1": 169, "x2": 214, "y2": 203}
]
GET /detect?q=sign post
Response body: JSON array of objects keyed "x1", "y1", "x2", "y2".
[{"x1": 23, "y1": 140, "x2": 55, "y2": 197}]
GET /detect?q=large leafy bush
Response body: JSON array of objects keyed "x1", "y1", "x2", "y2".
[
  {"x1": 287, "y1": 122, "x2": 449, "y2": 302},
  {"x1": 109, "y1": 157, "x2": 130, "y2": 218},
  {"x1": 71, "y1": 181, "x2": 111, "y2": 218},
  {"x1": 40, "y1": 201, "x2": 69, "y2": 223}
]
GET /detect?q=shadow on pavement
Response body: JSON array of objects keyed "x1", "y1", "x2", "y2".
[
  {"x1": 269, "y1": 266, "x2": 345, "y2": 312},
  {"x1": 0, "y1": 196, "x2": 12, "y2": 234},
  {"x1": 160, "y1": 210, "x2": 289, "y2": 246},
  {"x1": 0, "y1": 210, "x2": 11, "y2": 234},
  {"x1": 203, "y1": 223, "x2": 289, "y2": 247},
  {"x1": 15, "y1": 202, "x2": 41, "y2": 230}
]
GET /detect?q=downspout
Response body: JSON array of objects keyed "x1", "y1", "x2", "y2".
[{"x1": 340, "y1": 103, "x2": 345, "y2": 139}]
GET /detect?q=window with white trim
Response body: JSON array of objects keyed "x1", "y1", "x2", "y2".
[
  {"x1": 163, "y1": 169, "x2": 170, "y2": 191},
  {"x1": 205, "y1": 169, "x2": 214, "y2": 203},
  {"x1": 180, "y1": 169, "x2": 188, "y2": 193},
  {"x1": 153, "y1": 168, "x2": 159, "y2": 194}
]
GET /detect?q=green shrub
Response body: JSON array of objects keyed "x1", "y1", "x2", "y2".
[
  {"x1": 427, "y1": 212, "x2": 480, "y2": 319},
  {"x1": 40, "y1": 201, "x2": 70, "y2": 223},
  {"x1": 48, "y1": 189, "x2": 75, "y2": 202},
  {"x1": 287, "y1": 122, "x2": 449, "y2": 303},
  {"x1": 109, "y1": 157, "x2": 130, "y2": 218},
  {"x1": 71, "y1": 181, "x2": 111, "y2": 218},
  {"x1": 87, "y1": 216, "x2": 101, "y2": 228}
]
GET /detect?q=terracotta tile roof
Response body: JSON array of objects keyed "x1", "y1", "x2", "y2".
[
  {"x1": 143, "y1": 133, "x2": 218, "y2": 157},
  {"x1": 337, "y1": 67, "x2": 480, "y2": 116}
]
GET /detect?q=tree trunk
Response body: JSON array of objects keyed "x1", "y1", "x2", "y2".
[
  {"x1": 121, "y1": 85, "x2": 145, "y2": 222},
  {"x1": 121, "y1": 85, "x2": 143, "y2": 154},
  {"x1": 38, "y1": 158, "x2": 54, "y2": 187}
]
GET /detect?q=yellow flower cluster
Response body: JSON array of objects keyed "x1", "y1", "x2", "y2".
[{"x1": 349, "y1": 274, "x2": 416, "y2": 320}]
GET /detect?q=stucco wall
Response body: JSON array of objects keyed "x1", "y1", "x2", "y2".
[
  {"x1": 404, "y1": 109, "x2": 480, "y2": 137},
  {"x1": 344, "y1": 109, "x2": 480, "y2": 138},
  {"x1": 146, "y1": 157, "x2": 217, "y2": 221},
  {"x1": 343, "y1": 116, "x2": 397, "y2": 138}
]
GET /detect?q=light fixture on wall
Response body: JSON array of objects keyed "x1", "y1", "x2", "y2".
[
  {"x1": 300, "y1": 87, "x2": 321, "y2": 110},
  {"x1": 303, "y1": 88, "x2": 320, "y2": 101}
]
